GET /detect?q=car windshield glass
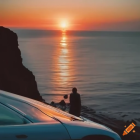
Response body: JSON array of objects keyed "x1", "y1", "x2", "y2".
[
  {"x1": 0, "y1": 103, "x2": 27, "y2": 125},
  {"x1": 1, "y1": 95, "x2": 83, "y2": 121},
  {"x1": 3, "y1": 98, "x2": 54, "y2": 122}
]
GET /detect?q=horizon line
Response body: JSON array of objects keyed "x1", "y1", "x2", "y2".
[{"x1": 8, "y1": 27, "x2": 140, "y2": 33}]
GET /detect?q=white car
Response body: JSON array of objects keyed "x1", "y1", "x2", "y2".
[{"x1": 0, "y1": 90, "x2": 121, "y2": 140}]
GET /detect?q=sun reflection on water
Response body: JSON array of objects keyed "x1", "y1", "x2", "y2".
[
  {"x1": 52, "y1": 30, "x2": 72, "y2": 95},
  {"x1": 61, "y1": 36, "x2": 67, "y2": 43},
  {"x1": 58, "y1": 31, "x2": 70, "y2": 84}
]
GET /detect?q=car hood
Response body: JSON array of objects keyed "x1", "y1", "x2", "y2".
[{"x1": 54, "y1": 116, "x2": 121, "y2": 140}]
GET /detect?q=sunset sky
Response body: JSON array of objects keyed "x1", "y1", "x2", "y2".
[{"x1": 0, "y1": 0, "x2": 140, "y2": 31}]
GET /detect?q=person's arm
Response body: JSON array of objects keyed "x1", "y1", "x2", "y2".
[
  {"x1": 69, "y1": 94, "x2": 72, "y2": 104},
  {"x1": 79, "y1": 94, "x2": 81, "y2": 107},
  {"x1": 77, "y1": 94, "x2": 81, "y2": 108}
]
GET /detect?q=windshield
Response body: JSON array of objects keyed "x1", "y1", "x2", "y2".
[
  {"x1": 1, "y1": 95, "x2": 83, "y2": 121},
  {"x1": 1, "y1": 97, "x2": 56, "y2": 122}
]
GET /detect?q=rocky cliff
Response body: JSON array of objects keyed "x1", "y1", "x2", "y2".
[{"x1": 0, "y1": 26, "x2": 43, "y2": 101}]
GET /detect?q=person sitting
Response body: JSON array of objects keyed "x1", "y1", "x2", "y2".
[
  {"x1": 69, "y1": 87, "x2": 81, "y2": 117},
  {"x1": 50, "y1": 101, "x2": 56, "y2": 107},
  {"x1": 59, "y1": 100, "x2": 66, "y2": 110}
]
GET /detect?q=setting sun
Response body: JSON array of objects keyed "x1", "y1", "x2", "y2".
[{"x1": 60, "y1": 21, "x2": 68, "y2": 29}]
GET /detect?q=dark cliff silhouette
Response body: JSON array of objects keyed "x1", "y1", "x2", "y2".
[{"x1": 0, "y1": 26, "x2": 43, "y2": 101}]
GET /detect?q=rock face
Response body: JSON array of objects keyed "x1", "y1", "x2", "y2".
[{"x1": 0, "y1": 26, "x2": 43, "y2": 101}]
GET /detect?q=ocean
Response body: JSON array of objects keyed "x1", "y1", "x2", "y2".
[{"x1": 13, "y1": 29, "x2": 140, "y2": 125}]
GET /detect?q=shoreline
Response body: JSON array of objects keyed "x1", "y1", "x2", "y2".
[
  {"x1": 53, "y1": 102, "x2": 140, "y2": 140},
  {"x1": 80, "y1": 106, "x2": 140, "y2": 140}
]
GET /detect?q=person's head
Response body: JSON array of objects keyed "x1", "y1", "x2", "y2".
[
  {"x1": 72, "y1": 87, "x2": 77, "y2": 93},
  {"x1": 64, "y1": 94, "x2": 68, "y2": 99}
]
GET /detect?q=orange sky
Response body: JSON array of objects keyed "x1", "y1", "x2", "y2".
[{"x1": 0, "y1": 0, "x2": 140, "y2": 31}]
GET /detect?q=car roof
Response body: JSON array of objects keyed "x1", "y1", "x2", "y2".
[{"x1": 0, "y1": 90, "x2": 83, "y2": 121}]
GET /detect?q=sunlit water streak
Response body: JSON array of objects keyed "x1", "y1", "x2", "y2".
[{"x1": 17, "y1": 30, "x2": 140, "y2": 124}]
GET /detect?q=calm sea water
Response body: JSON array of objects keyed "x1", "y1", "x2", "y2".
[{"x1": 14, "y1": 29, "x2": 140, "y2": 124}]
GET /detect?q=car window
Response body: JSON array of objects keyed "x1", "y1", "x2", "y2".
[
  {"x1": 3, "y1": 98, "x2": 54, "y2": 122},
  {"x1": 0, "y1": 104, "x2": 26, "y2": 125}
]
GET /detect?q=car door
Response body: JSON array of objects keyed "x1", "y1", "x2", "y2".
[{"x1": 0, "y1": 103, "x2": 70, "y2": 140}]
